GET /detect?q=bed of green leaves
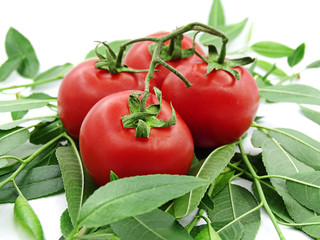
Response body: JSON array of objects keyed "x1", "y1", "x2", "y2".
[{"x1": 1, "y1": 0, "x2": 320, "y2": 239}]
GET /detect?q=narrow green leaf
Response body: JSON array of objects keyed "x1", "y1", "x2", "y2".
[
  {"x1": 0, "y1": 127, "x2": 29, "y2": 155},
  {"x1": 0, "y1": 55, "x2": 22, "y2": 81},
  {"x1": 0, "y1": 116, "x2": 56, "y2": 130},
  {"x1": 286, "y1": 171, "x2": 320, "y2": 213},
  {"x1": 78, "y1": 174, "x2": 208, "y2": 228},
  {"x1": 0, "y1": 165, "x2": 64, "y2": 203},
  {"x1": 208, "y1": 0, "x2": 225, "y2": 27},
  {"x1": 60, "y1": 209, "x2": 74, "y2": 238},
  {"x1": 111, "y1": 209, "x2": 193, "y2": 240},
  {"x1": 251, "y1": 41, "x2": 294, "y2": 58},
  {"x1": 34, "y1": 63, "x2": 73, "y2": 82},
  {"x1": 300, "y1": 105, "x2": 320, "y2": 125},
  {"x1": 266, "y1": 128, "x2": 320, "y2": 170},
  {"x1": 56, "y1": 145, "x2": 85, "y2": 226},
  {"x1": 287, "y1": 43, "x2": 305, "y2": 67},
  {"x1": 14, "y1": 195, "x2": 44, "y2": 240},
  {"x1": 174, "y1": 144, "x2": 236, "y2": 218},
  {"x1": 5, "y1": 27, "x2": 39, "y2": 78},
  {"x1": 251, "y1": 130, "x2": 315, "y2": 223},
  {"x1": 256, "y1": 60, "x2": 288, "y2": 77},
  {"x1": 77, "y1": 227, "x2": 120, "y2": 240},
  {"x1": 0, "y1": 99, "x2": 52, "y2": 112},
  {"x1": 259, "y1": 84, "x2": 320, "y2": 105},
  {"x1": 208, "y1": 184, "x2": 260, "y2": 240},
  {"x1": 29, "y1": 119, "x2": 65, "y2": 145},
  {"x1": 306, "y1": 60, "x2": 320, "y2": 69}
]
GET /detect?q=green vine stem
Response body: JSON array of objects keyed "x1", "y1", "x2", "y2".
[{"x1": 238, "y1": 139, "x2": 285, "y2": 240}]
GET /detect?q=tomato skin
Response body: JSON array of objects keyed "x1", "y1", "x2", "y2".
[
  {"x1": 123, "y1": 32, "x2": 205, "y2": 88},
  {"x1": 161, "y1": 61, "x2": 260, "y2": 149},
  {"x1": 79, "y1": 90, "x2": 194, "y2": 186},
  {"x1": 57, "y1": 59, "x2": 154, "y2": 138}
]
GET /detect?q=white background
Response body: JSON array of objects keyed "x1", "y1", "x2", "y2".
[{"x1": 0, "y1": 0, "x2": 320, "y2": 239}]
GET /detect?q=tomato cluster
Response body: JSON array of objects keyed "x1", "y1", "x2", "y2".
[{"x1": 57, "y1": 32, "x2": 259, "y2": 186}]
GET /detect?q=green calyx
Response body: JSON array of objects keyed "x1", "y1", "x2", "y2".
[
  {"x1": 200, "y1": 44, "x2": 255, "y2": 80},
  {"x1": 94, "y1": 41, "x2": 148, "y2": 74},
  {"x1": 121, "y1": 88, "x2": 176, "y2": 138}
]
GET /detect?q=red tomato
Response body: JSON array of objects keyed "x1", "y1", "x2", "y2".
[
  {"x1": 79, "y1": 90, "x2": 194, "y2": 186},
  {"x1": 161, "y1": 60, "x2": 260, "y2": 148},
  {"x1": 123, "y1": 32, "x2": 205, "y2": 88},
  {"x1": 57, "y1": 59, "x2": 155, "y2": 138}
]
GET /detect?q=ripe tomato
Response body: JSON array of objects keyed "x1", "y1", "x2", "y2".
[
  {"x1": 79, "y1": 90, "x2": 194, "y2": 186},
  {"x1": 161, "y1": 60, "x2": 260, "y2": 149},
  {"x1": 57, "y1": 59, "x2": 155, "y2": 138},
  {"x1": 123, "y1": 32, "x2": 205, "y2": 88}
]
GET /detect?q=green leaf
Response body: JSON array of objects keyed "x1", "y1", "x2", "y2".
[
  {"x1": 208, "y1": 0, "x2": 225, "y2": 27},
  {"x1": 208, "y1": 184, "x2": 260, "y2": 240},
  {"x1": 200, "y1": 18, "x2": 248, "y2": 46},
  {"x1": 85, "y1": 39, "x2": 130, "y2": 59},
  {"x1": 56, "y1": 145, "x2": 85, "y2": 226},
  {"x1": 11, "y1": 110, "x2": 28, "y2": 121},
  {"x1": 0, "y1": 99, "x2": 52, "y2": 112},
  {"x1": 301, "y1": 215, "x2": 320, "y2": 238},
  {"x1": 251, "y1": 41, "x2": 294, "y2": 58},
  {"x1": 77, "y1": 227, "x2": 120, "y2": 240},
  {"x1": 0, "y1": 116, "x2": 56, "y2": 130},
  {"x1": 256, "y1": 60, "x2": 288, "y2": 77},
  {"x1": 0, "y1": 127, "x2": 29, "y2": 155},
  {"x1": 306, "y1": 60, "x2": 320, "y2": 69},
  {"x1": 300, "y1": 105, "x2": 320, "y2": 125},
  {"x1": 266, "y1": 128, "x2": 320, "y2": 170},
  {"x1": 111, "y1": 209, "x2": 193, "y2": 240},
  {"x1": 259, "y1": 84, "x2": 320, "y2": 105},
  {"x1": 5, "y1": 27, "x2": 39, "y2": 78},
  {"x1": 0, "y1": 165, "x2": 64, "y2": 203},
  {"x1": 29, "y1": 119, "x2": 65, "y2": 145},
  {"x1": 174, "y1": 144, "x2": 236, "y2": 218},
  {"x1": 14, "y1": 195, "x2": 44, "y2": 240},
  {"x1": 34, "y1": 63, "x2": 72, "y2": 82},
  {"x1": 286, "y1": 171, "x2": 320, "y2": 213},
  {"x1": 287, "y1": 43, "x2": 305, "y2": 67},
  {"x1": 60, "y1": 209, "x2": 74, "y2": 238},
  {"x1": 0, "y1": 55, "x2": 22, "y2": 82},
  {"x1": 194, "y1": 223, "x2": 223, "y2": 240},
  {"x1": 251, "y1": 130, "x2": 315, "y2": 223},
  {"x1": 78, "y1": 174, "x2": 208, "y2": 228}
]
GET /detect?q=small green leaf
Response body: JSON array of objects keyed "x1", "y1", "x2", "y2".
[
  {"x1": 287, "y1": 43, "x2": 305, "y2": 67},
  {"x1": 174, "y1": 143, "x2": 236, "y2": 218},
  {"x1": 259, "y1": 84, "x2": 320, "y2": 105},
  {"x1": 286, "y1": 171, "x2": 320, "y2": 213},
  {"x1": 11, "y1": 110, "x2": 28, "y2": 121},
  {"x1": 256, "y1": 60, "x2": 288, "y2": 77},
  {"x1": 300, "y1": 105, "x2": 320, "y2": 125},
  {"x1": 208, "y1": 184, "x2": 260, "y2": 240},
  {"x1": 306, "y1": 60, "x2": 320, "y2": 69},
  {"x1": 14, "y1": 195, "x2": 44, "y2": 240},
  {"x1": 0, "y1": 55, "x2": 22, "y2": 82},
  {"x1": 60, "y1": 209, "x2": 74, "y2": 238},
  {"x1": 34, "y1": 63, "x2": 73, "y2": 82},
  {"x1": 78, "y1": 174, "x2": 208, "y2": 228},
  {"x1": 208, "y1": 0, "x2": 225, "y2": 27},
  {"x1": 0, "y1": 99, "x2": 52, "y2": 112},
  {"x1": 0, "y1": 127, "x2": 29, "y2": 155},
  {"x1": 5, "y1": 27, "x2": 39, "y2": 78},
  {"x1": 251, "y1": 41, "x2": 294, "y2": 58},
  {"x1": 195, "y1": 222, "x2": 222, "y2": 240},
  {"x1": 111, "y1": 209, "x2": 193, "y2": 240},
  {"x1": 0, "y1": 165, "x2": 64, "y2": 203},
  {"x1": 56, "y1": 145, "x2": 85, "y2": 226}
]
